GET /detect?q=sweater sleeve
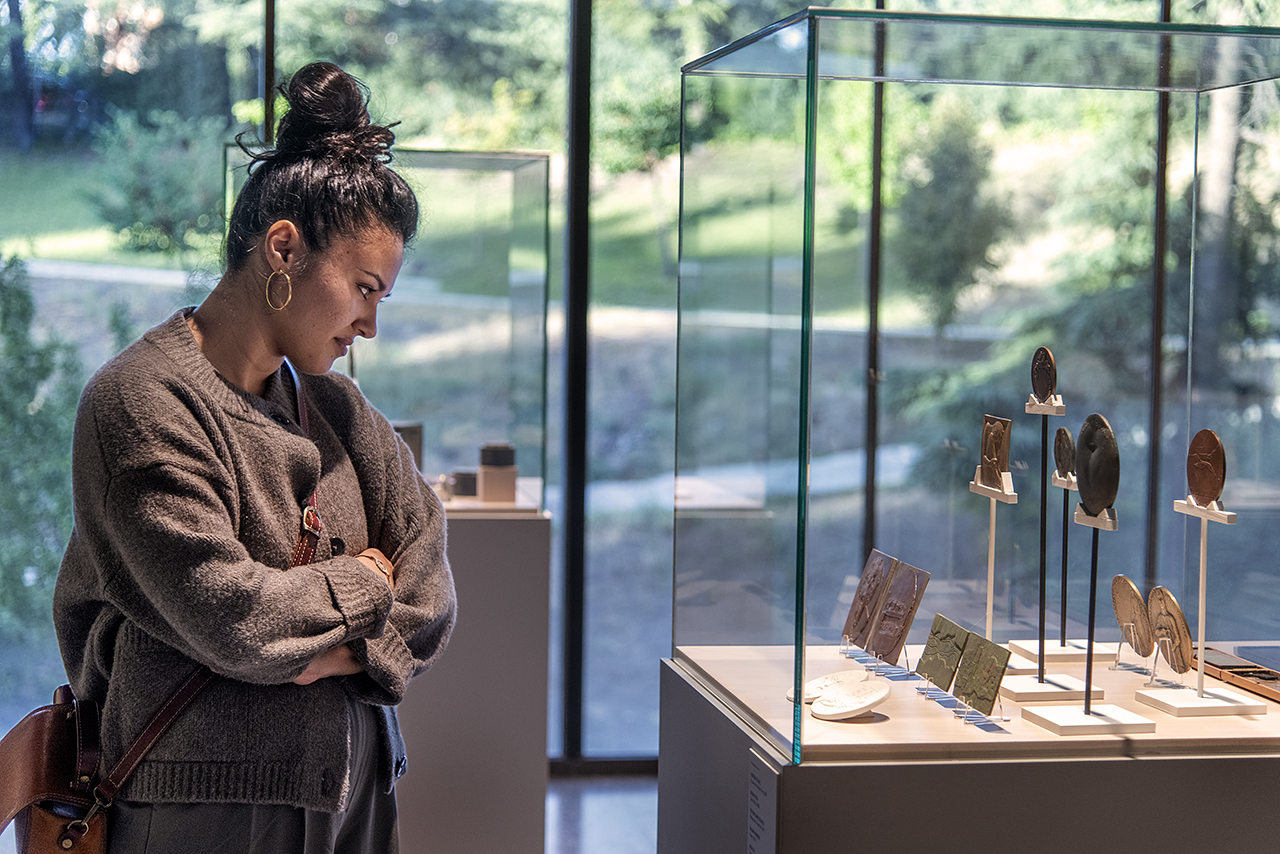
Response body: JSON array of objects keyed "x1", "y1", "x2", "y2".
[
  {"x1": 74, "y1": 374, "x2": 395, "y2": 686},
  {"x1": 334, "y1": 389, "x2": 456, "y2": 706}
]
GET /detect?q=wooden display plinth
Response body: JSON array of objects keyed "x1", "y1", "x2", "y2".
[
  {"x1": 1135, "y1": 686, "x2": 1267, "y2": 717},
  {"x1": 1020, "y1": 703, "x2": 1155, "y2": 736},
  {"x1": 1000, "y1": 673, "x2": 1103, "y2": 703}
]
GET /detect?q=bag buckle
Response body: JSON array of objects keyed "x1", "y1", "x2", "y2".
[{"x1": 301, "y1": 504, "x2": 323, "y2": 536}]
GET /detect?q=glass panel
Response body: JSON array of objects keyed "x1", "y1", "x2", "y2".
[
  {"x1": 676, "y1": 10, "x2": 1280, "y2": 764},
  {"x1": 693, "y1": 11, "x2": 1280, "y2": 92},
  {"x1": 0, "y1": 2, "x2": 261, "y2": 741},
  {"x1": 674, "y1": 71, "x2": 810, "y2": 759},
  {"x1": 1173, "y1": 79, "x2": 1280, "y2": 651},
  {"x1": 223, "y1": 148, "x2": 551, "y2": 492}
]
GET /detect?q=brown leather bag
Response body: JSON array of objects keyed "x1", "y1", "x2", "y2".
[{"x1": 1, "y1": 667, "x2": 214, "y2": 854}]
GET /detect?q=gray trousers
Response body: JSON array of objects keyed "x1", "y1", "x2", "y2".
[{"x1": 108, "y1": 699, "x2": 398, "y2": 854}]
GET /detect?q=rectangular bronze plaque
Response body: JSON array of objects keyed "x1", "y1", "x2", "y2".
[
  {"x1": 951, "y1": 634, "x2": 1012, "y2": 716},
  {"x1": 915, "y1": 614, "x2": 970, "y2": 691},
  {"x1": 865, "y1": 561, "x2": 931, "y2": 667},
  {"x1": 842, "y1": 549, "x2": 897, "y2": 648}
]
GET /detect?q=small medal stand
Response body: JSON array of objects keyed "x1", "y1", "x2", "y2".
[
  {"x1": 1003, "y1": 393, "x2": 1100, "y2": 702},
  {"x1": 1135, "y1": 497, "x2": 1264, "y2": 717},
  {"x1": 1021, "y1": 504, "x2": 1155, "y2": 735},
  {"x1": 969, "y1": 467, "x2": 1017, "y2": 641}
]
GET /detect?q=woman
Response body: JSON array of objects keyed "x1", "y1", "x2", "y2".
[{"x1": 52, "y1": 62, "x2": 455, "y2": 853}]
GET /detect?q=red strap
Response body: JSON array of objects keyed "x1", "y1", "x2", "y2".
[
  {"x1": 285, "y1": 361, "x2": 322, "y2": 565},
  {"x1": 95, "y1": 665, "x2": 216, "y2": 803}
]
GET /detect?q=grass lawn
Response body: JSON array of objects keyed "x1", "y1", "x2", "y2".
[{"x1": 0, "y1": 147, "x2": 221, "y2": 269}]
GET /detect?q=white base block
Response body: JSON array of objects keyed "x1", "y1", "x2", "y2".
[
  {"x1": 1008, "y1": 638, "x2": 1118, "y2": 664},
  {"x1": 1134, "y1": 687, "x2": 1268, "y2": 717},
  {"x1": 1004, "y1": 654, "x2": 1041, "y2": 674},
  {"x1": 1000, "y1": 673, "x2": 1103, "y2": 703},
  {"x1": 1020, "y1": 704, "x2": 1155, "y2": 736}
]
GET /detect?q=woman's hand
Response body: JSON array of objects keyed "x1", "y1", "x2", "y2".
[
  {"x1": 293, "y1": 644, "x2": 363, "y2": 685},
  {"x1": 356, "y1": 547, "x2": 395, "y2": 592}
]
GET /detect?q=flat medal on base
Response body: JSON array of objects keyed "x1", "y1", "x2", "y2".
[{"x1": 809, "y1": 681, "x2": 891, "y2": 721}]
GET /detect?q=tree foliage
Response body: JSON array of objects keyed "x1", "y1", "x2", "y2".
[
  {"x1": 890, "y1": 93, "x2": 1010, "y2": 332},
  {"x1": 0, "y1": 257, "x2": 80, "y2": 628}
]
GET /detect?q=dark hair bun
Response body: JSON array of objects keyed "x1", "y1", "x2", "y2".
[{"x1": 274, "y1": 61, "x2": 395, "y2": 164}]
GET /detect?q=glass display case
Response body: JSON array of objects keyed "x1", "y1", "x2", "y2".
[
  {"x1": 674, "y1": 10, "x2": 1280, "y2": 763},
  {"x1": 226, "y1": 148, "x2": 550, "y2": 507}
]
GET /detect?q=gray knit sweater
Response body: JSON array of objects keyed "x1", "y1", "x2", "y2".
[{"x1": 53, "y1": 309, "x2": 455, "y2": 812}]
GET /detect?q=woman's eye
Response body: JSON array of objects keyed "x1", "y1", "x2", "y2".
[{"x1": 358, "y1": 284, "x2": 373, "y2": 299}]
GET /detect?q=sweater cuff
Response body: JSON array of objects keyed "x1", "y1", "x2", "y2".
[{"x1": 321, "y1": 558, "x2": 393, "y2": 639}]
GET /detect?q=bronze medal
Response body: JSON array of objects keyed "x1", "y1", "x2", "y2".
[
  {"x1": 1054, "y1": 427, "x2": 1075, "y2": 478},
  {"x1": 1149, "y1": 586, "x2": 1194, "y2": 674},
  {"x1": 1186, "y1": 428, "x2": 1226, "y2": 506},
  {"x1": 1031, "y1": 346, "x2": 1056, "y2": 403},
  {"x1": 1076, "y1": 413, "x2": 1119, "y2": 516},
  {"x1": 1111, "y1": 575, "x2": 1154, "y2": 658},
  {"x1": 979, "y1": 414, "x2": 1012, "y2": 490}
]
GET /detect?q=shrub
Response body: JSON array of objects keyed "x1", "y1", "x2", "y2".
[{"x1": 91, "y1": 109, "x2": 229, "y2": 257}]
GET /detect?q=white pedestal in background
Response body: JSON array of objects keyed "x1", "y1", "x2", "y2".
[{"x1": 398, "y1": 511, "x2": 551, "y2": 854}]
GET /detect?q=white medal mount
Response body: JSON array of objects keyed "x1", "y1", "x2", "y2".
[{"x1": 1025, "y1": 393, "x2": 1066, "y2": 416}]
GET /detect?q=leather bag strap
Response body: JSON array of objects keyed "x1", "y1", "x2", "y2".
[{"x1": 284, "y1": 360, "x2": 322, "y2": 566}]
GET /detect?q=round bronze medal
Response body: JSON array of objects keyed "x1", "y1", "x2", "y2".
[
  {"x1": 1075, "y1": 413, "x2": 1120, "y2": 517},
  {"x1": 1031, "y1": 346, "x2": 1056, "y2": 403},
  {"x1": 1111, "y1": 575, "x2": 1154, "y2": 658},
  {"x1": 1054, "y1": 427, "x2": 1075, "y2": 478},
  {"x1": 1186, "y1": 428, "x2": 1226, "y2": 507},
  {"x1": 1149, "y1": 586, "x2": 1194, "y2": 675}
]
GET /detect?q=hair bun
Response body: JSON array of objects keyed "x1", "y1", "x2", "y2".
[{"x1": 274, "y1": 62, "x2": 395, "y2": 164}]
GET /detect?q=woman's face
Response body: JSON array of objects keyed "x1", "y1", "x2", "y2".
[{"x1": 276, "y1": 225, "x2": 405, "y2": 375}]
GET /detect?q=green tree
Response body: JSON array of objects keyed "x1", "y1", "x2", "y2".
[
  {"x1": 0, "y1": 256, "x2": 82, "y2": 719},
  {"x1": 90, "y1": 108, "x2": 229, "y2": 259},
  {"x1": 890, "y1": 93, "x2": 1010, "y2": 332}
]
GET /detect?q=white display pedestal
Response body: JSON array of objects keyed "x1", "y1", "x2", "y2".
[
  {"x1": 1004, "y1": 653, "x2": 1041, "y2": 674},
  {"x1": 397, "y1": 511, "x2": 551, "y2": 854},
  {"x1": 1020, "y1": 703, "x2": 1154, "y2": 735},
  {"x1": 1000, "y1": 673, "x2": 1102, "y2": 703},
  {"x1": 1135, "y1": 686, "x2": 1267, "y2": 717},
  {"x1": 1008, "y1": 638, "x2": 1118, "y2": 664}
]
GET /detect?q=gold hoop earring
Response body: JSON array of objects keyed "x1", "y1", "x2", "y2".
[{"x1": 265, "y1": 269, "x2": 292, "y2": 311}]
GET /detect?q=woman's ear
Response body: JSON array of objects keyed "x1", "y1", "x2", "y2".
[{"x1": 263, "y1": 220, "x2": 304, "y2": 270}]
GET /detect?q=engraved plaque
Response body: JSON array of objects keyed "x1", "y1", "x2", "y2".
[
  {"x1": 1054, "y1": 427, "x2": 1075, "y2": 478},
  {"x1": 865, "y1": 561, "x2": 931, "y2": 667},
  {"x1": 979, "y1": 414, "x2": 1012, "y2": 490},
  {"x1": 951, "y1": 634, "x2": 1012, "y2": 716},
  {"x1": 842, "y1": 550, "x2": 896, "y2": 648},
  {"x1": 1186, "y1": 428, "x2": 1226, "y2": 506},
  {"x1": 1031, "y1": 346, "x2": 1057, "y2": 403},
  {"x1": 1149, "y1": 585, "x2": 1194, "y2": 674},
  {"x1": 916, "y1": 614, "x2": 970, "y2": 691},
  {"x1": 1111, "y1": 575, "x2": 1154, "y2": 658},
  {"x1": 1076, "y1": 413, "x2": 1120, "y2": 516}
]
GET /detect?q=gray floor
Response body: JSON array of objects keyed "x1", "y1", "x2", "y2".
[
  {"x1": 0, "y1": 776, "x2": 659, "y2": 854},
  {"x1": 546, "y1": 776, "x2": 658, "y2": 854}
]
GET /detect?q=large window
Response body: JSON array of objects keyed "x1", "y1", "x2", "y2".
[{"x1": 1, "y1": 0, "x2": 1273, "y2": 800}]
